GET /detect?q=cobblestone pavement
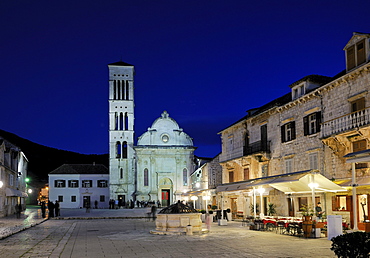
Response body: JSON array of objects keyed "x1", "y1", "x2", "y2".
[{"x1": 0, "y1": 207, "x2": 336, "y2": 258}]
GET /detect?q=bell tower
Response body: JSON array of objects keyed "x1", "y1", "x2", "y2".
[{"x1": 108, "y1": 61, "x2": 135, "y2": 203}]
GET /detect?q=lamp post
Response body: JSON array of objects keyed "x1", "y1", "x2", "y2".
[
  {"x1": 203, "y1": 195, "x2": 211, "y2": 213},
  {"x1": 308, "y1": 179, "x2": 318, "y2": 217},
  {"x1": 190, "y1": 196, "x2": 198, "y2": 209},
  {"x1": 257, "y1": 187, "x2": 265, "y2": 217}
]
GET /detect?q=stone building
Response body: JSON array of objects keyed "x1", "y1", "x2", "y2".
[
  {"x1": 216, "y1": 32, "x2": 370, "y2": 228},
  {"x1": 48, "y1": 164, "x2": 109, "y2": 209},
  {"x1": 108, "y1": 62, "x2": 196, "y2": 206},
  {"x1": 0, "y1": 138, "x2": 28, "y2": 217}
]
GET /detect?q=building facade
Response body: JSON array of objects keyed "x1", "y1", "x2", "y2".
[
  {"x1": 48, "y1": 164, "x2": 109, "y2": 209},
  {"x1": 215, "y1": 32, "x2": 370, "y2": 229},
  {"x1": 0, "y1": 138, "x2": 28, "y2": 217},
  {"x1": 108, "y1": 62, "x2": 196, "y2": 206}
]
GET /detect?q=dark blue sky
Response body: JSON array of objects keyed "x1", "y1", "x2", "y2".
[{"x1": 1, "y1": 0, "x2": 369, "y2": 158}]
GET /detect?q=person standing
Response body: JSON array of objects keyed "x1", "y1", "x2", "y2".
[
  {"x1": 48, "y1": 200, "x2": 55, "y2": 218},
  {"x1": 41, "y1": 201, "x2": 46, "y2": 218},
  {"x1": 315, "y1": 202, "x2": 324, "y2": 219},
  {"x1": 54, "y1": 200, "x2": 60, "y2": 217},
  {"x1": 151, "y1": 205, "x2": 157, "y2": 221}
]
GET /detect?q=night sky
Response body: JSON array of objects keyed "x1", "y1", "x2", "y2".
[{"x1": 1, "y1": 0, "x2": 370, "y2": 158}]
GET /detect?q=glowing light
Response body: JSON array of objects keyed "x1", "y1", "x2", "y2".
[
  {"x1": 28, "y1": 189, "x2": 32, "y2": 194},
  {"x1": 0, "y1": 181, "x2": 3, "y2": 188},
  {"x1": 308, "y1": 183, "x2": 319, "y2": 189}
]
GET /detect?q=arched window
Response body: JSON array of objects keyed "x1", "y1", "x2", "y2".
[
  {"x1": 119, "y1": 113, "x2": 124, "y2": 130},
  {"x1": 122, "y1": 141, "x2": 127, "y2": 159},
  {"x1": 113, "y1": 80, "x2": 117, "y2": 100},
  {"x1": 124, "y1": 112, "x2": 129, "y2": 130},
  {"x1": 183, "y1": 168, "x2": 188, "y2": 186},
  {"x1": 114, "y1": 112, "x2": 118, "y2": 130},
  {"x1": 126, "y1": 81, "x2": 129, "y2": 100},
  {"x1": 144, "y1": 168, "x2": 148, "y2": 186},
  {"x1": 117, "y1": 80, "x2": 121, "y2": 100},
  {"x1": 120, "y1": 168, "x2": 123, "y2": 179},
  {"x1": 116, "y1": 142, "x2": 121, "y2": 158}
]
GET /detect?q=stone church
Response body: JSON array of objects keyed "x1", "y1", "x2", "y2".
[{"x1": 108, "y1": 61, "x2": 196, "y2": 207}]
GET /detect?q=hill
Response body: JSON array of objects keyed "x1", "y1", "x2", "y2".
[{"x1": 0, "y1": 129, "x2": 108, "y2": 188}]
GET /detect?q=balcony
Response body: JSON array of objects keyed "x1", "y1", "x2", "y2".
[
  {"x1": 321, "y1": 108, "x2": 370, "y2": 138},
  {"x1": 243, "y1": 140, "x2": 271, "y2": 156}
]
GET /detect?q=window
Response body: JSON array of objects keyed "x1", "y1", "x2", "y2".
[
  {"x1": 71, "y1": 196, "x2": 76, "y2": 202},
  {"x1": 303, "y1": 112, "x2": 321, "y2": 135},
  {"x1": 298, "y1": 197, "x2": 308, "y2": 210},
  {"x1": 309, "y1": 153, "x2": 318, "y2": 170},
  {"x1": 68, "y1": 180, "x2": 79, "y2": 188},
  {"x1": 351, "y1": 97, "x2": 365, "y2": 113},
  {"x1": 281, "y1": 121, "x2": 296, "y2": 142},
  {"x1": 353, "y1": 140, "x2": 368, "y2": 169},
  {"x1": 116, "y1": 141, "x2": 121, "y2": 158},
  {"x1": 100, "y1": 195, "x2": 105, "y2": 202},
  {"x1": 229, "y1": 171, "x2": 234, "y2": 183},
  {"x1": 58, "y1": 196, "x2": 63, "y2": 202},
  {"x1": 332, "y1": 195, "x2": 350, "y2": 211},
  {"x1": 120, "y1": 168, "x2": 123, "y2": 179},
  {"x1": 97, "y1": 180, "x2": 108, "y2": 188},
  {"x1": 346, "y1": 39, "x2": 366, "y2": 71},
  {"x1": 122, "y1": 141, "x2": 127, "y2": 159},
  {"x1": 9, "y1": 174, "x2": 14, "y2": 186},
  {"x1": 55, "y1": 180, "x2": 66, "y2": 188},
  {"x1": 144, "y1": 168, "x2": 149, "y2": 186},
  {"x1": 243, "y1": 168, "x2": 249, "y2": 181},
  {"x1": 82, "y1": 180, "x2": 92, "y2": 188},
  {"x1": 285, "y1": 159, "x2": 293, "y2": 174},
  {"x1": 183, "y1": 168, "x2": 188, "y2": 186}
]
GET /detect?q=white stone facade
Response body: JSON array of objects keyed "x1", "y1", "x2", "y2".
[
  {"x1": 135, "y1": 111, "x2": 195, "y2": 206},
  {"x1": 0, "y1": 138, "x2": 28, "y2": 217},
  {"x1": 48, "y1": 164, "x2": 109, "y2": 209},
  {"x1": 217, "y1": 32, "x2": 370, "y2": 227}
]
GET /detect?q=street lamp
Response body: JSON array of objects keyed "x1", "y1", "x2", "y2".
[
  {"x1": 203, "y1": 195, "x2": 211, "y2": 213},
  {"x1": 190, "y1": 196, "x2": 198, "y2": 209}
]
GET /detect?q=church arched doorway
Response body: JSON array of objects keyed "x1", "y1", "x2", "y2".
[{"x1": 159, "y1": 178, "x2": 173, "y2": 207}]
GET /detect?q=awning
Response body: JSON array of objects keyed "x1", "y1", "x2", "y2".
[
  {"x1": 269, "y1": 173, "x2": 346, "y2": 194},
  {"x1": 338, "y1": 177, "x2": 370, "y2": 187},
  {"x1": 6, "y1": 188, "x2": 28, "y2": 197},
  {"x1": 344, "y1": 149, "x2": 370, "y2": 163},
  {"x1": 216, "y1": 170, "x2": 346, "y2": 194}
]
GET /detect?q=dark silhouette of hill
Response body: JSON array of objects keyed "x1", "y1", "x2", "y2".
[{"x1": 0, "y1": 129, "x2": 108, "y2": 188}]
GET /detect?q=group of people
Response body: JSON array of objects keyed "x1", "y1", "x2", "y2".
[
  {"x1": 108, "y1": 199, "x2": 162, "y2": 209},
  {"x1": 40, "y1": 200, "x2": 60, "y2": 218}
]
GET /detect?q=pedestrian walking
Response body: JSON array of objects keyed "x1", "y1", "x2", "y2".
[
  {"x1": 86, "y1": 201, "x2": 91, "y2": 213},
  {"x1": 94, "y1": 200, "x2": 98, "y2": 209},
  {"x1": 15, "y1": 203, "x2": 21, "y2": 218},
  {"x1": 151, "y1": 205, "x2": 157, "y2": 221}
]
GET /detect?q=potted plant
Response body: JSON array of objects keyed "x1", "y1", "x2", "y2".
[
  {"x1": 300, "y1": 204, "x2": 314, "y2": 238},
  {"x1": 267, "y1": 203, "x2": 276, "y2": 216}
]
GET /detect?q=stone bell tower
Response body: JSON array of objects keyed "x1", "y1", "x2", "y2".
[{"x1": 108, "y1": 61, "x2": 136, "y2": 204}]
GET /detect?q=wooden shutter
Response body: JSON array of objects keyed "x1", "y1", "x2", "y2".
[
  {"x1": 303, "y1": 115, "x2": 309, "y2": 136},
  {"x1": 347, "y1": 45, "x2": 355, "y2": 70},
  {"x1": 316, "y1": 111, "x2": 322, "y2": 133},
  {"x1": 291, "y1": 121, "x2": 296, "y2": 140},
  {"x1": 353, "y1": 139, "x2": 367, "y2": 152},
  {"x1": 357, "y1": 40, "x2": 366, "y2": 65},
  {"x1": 281, "y1": 125, "x2": 286, "y2": 143},
  {"x1": 332, "y1": 196, "x2": 337, "y2": 211}
]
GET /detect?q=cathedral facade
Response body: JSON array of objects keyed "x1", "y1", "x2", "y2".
[{"x1": 108, "y1": 61, "x2": 195, "y2": 206}]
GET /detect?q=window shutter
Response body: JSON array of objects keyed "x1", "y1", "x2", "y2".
[
  {"x1": 332, "y1": 196, "x2": 337, "y2": 211},
  {"x1": 347, "y1": 46, "x2": 355, "y2": 70},
  {"x1": 303, "y1": 115, "x2": 309, "y2": 136},
  {"x1": 291, "y1": 121, "x2": 296, "y2": 140},
  {"x1": 281, "y1": 125, "x2": 286, "y2": 143},
  {"x1": 357, "y1": 40, "x2": 366, "y2": 65},
  {"x1": 316, "y1": 111, "x2": 322, "y2": 133}
]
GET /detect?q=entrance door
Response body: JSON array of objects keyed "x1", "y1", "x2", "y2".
[
  {"x1": 161, "y1": 189, "x2": 170, "y2": 207},
  {"x1": 118, "y1": 195, "x2": 125, "y2": 208},
  {"x1": 83, "y1": 196, "x2": 91, "y2": 208},
  {"x1": 287, "y1": 197, "x2": 294, "y2": 217},
  {"x1": 231, "y1": 198, "x2": 237, "y2": 219}
]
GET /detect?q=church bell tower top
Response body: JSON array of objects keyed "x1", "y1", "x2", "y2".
[{"x1": 108, "y1": 61, "x2": 134, "y2": 66}]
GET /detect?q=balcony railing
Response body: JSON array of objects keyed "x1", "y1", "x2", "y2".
[
  {"x1": 321, "y1": 107, "x2": 370, "y2": 138},
  {"x1": 243, "y1": 140, "x2": 271, "y2": 156}
]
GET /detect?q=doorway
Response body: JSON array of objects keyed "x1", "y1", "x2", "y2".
[
  {"x1": 118, "y1": 195, "x2": 125, "y2": 208},
  {"x1": 287, "y1": 196, "x2": 294, "y2": 217},
  {"x1": 161, "y1": 189, "x2": 170, "y2": 207},
  {"x1": 83, "y1": 196, "x2": 91, "y2": 208}
]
